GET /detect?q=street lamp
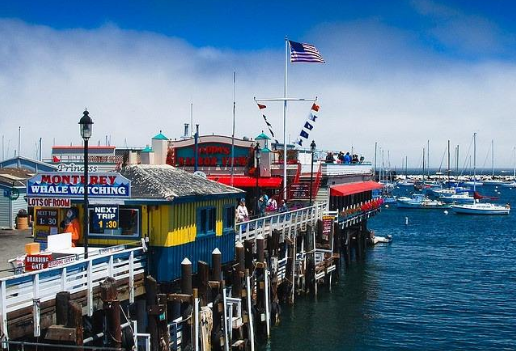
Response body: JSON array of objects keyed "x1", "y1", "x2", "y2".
[
  {"x1": 309, "y1": 140, "x2": 316, "y2": 206},
  {"x1": 254, "y1": 144, "x2": 261, "y2": 216},
  {"x1": 79, "y1": 110, "x2": 93, "y2": 259}
]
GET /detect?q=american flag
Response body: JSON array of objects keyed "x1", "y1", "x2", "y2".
[{"x1": 289, "y1": 40, "x2": 325, "y2": 63}]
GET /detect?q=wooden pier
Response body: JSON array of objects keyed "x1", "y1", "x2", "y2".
[{"x1": 0, "y1": 202, "x2": 380, "y2": 350}]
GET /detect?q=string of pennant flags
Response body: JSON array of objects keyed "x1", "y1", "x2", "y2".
[
  {"x1": 256, "y1": 102, "x2": 320, "y2": 147},
  {"x1": 295, "y1": 103, "x2": 319, "y2": 147}
]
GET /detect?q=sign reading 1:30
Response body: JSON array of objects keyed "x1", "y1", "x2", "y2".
[{"x1": 92, "y1": 205, "x2": 119, "y2": 231}]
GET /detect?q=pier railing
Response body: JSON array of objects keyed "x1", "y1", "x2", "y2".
[
  {"x1": 236, "y1": 202, "x2": 328, "y2": 243},
  {"x1": 0, "y1": 245, "x2": 146, "y2": 339}
]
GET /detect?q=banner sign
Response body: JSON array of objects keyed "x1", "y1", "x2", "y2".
[
  {"x1": 27, "y1": 173, "x2": 131, "y2": 198},
  {"x1": 28, "y1": 197, "x2": 71, "y2": 208},
  {"x1": 92, "y1": 205, "x2": 119, "y2": 230}
]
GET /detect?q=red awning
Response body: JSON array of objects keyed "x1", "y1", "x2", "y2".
[
  {"x1": 330, "y1": 181, "x2": 383, "y2": 197},
  {"x1": 208, "y1": 175, "x2": 283, "y2": 188}
]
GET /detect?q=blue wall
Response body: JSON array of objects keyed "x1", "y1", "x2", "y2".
[{"x1": 149, "y1": 231, "x2": 236, "y2": 282}]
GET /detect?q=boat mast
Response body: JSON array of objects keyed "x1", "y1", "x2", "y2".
[
  {"x1": 473, "y1": 133, "x2": 477, "y2": 192},
  {"x1": 405, "y1": 155, "x2": 408, "y2": 178},
  {"x1": 491, "y1": 139, "x2": 494, "y2": 178},
  {"x1": 427, "y1": 139, "x2": 430, "y2": 178},
  {"x1": 422, "y1": 147, "x2": 425, "y2": 183},
  {"x1": 230, "y1": 72, "x2": 236, "y2": 186},
  {"x1": 447, "y1": 139, "x2": 451, "y2": 186}
]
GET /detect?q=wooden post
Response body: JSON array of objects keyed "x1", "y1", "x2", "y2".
[
  {"x1": 55, "y1": 291, "x2": 70, "y2": 326},
  {"x1": 236, "y1": 241, "x2": 245, "y2": 274},
  {"x1": 181, "y1": 258, "x2": 193, "y2": 295},
  {"x1": 244, "y1": 240, "x2": 254, "y2": 274},
  {"x1": 67, "y1": 301, "x2": 83, "y2": 347},
  {"x1": 212, "y1": 248, "x2": 222, "y2": 282},
  {"x1": 100, "y1": 277, "x2": 121, "y2": 349},
  {"x1": 145, "y1": 276, "x2": 159, "y2": 351},
  {"x1": 256, "y1": 234, "x2": 265, "y2": 264},
  {"x1": 198, "y1": 260, "x2": 210, "y2": 307},
  {"x1": 232, "y1": 264, "x2": 242, "y2": 299}
]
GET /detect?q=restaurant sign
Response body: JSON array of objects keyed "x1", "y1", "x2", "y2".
[
  {"x1": 174, "y1": 143, "x2": 252, "y2": 167},
  {"x1": 27, "y1": 172, "x2": 131, "y2": 198}
]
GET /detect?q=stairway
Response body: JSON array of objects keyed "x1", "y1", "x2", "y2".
[{"x1": 315, "y1": 187, "x2": 329, "y2": 204}]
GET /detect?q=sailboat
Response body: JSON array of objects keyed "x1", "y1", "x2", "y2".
[
  {"x1": 501, "y1": 147, "x2": 516, "y2": 188},
  {"x1": 451, "y1": 134, "x2": 510, "y2": 215},
  {"x1": 483, "y1": 140, "x2": 504, "y2": 185}
]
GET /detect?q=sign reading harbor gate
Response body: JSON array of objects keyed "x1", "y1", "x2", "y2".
[{"x1": 27, "y1": 172, "x2": 131, "y2": 198}]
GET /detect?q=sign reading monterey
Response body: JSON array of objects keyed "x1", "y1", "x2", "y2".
[{"x1": 27, "y1": 172, "x2": 131, "y2": 198}]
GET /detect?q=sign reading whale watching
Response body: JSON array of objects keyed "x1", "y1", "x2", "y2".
[{"x1": 27, "y1": 172, "x2": 131, "y2": 198}]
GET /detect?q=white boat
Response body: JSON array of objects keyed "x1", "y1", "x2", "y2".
[
  {"x1": 372, "y1": 235, "x2": 393, "y2": 244},
  {"x1": 451, "y1": 202, "x2": 510, "y2": 215},
  {"x1": 439, "y1": 192, "x2": 475, "y2": 204},
  {"x1": 397, "y1": 194, "x2": 448, "y2": 209},
  {"x1": 500, "y1": 181, "x2": 516, "y2": 188},
  {"x1": 483, "y1": 179, "x2": 504, "y2": 186},
  {"x1": 462, "y1": 180, "x2": 483, "y2": 187}
]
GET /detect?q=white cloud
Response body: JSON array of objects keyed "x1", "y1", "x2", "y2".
[{"x1": 1, "y1": 18, "x2": 516, "y2": 169}]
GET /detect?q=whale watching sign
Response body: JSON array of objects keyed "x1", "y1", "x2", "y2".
[{"x1": 27, "y1": 172, "x2": 131, "y2": 198}]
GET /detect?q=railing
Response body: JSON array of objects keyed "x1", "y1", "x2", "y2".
[
  {"x1": 235, "y1": 202, "x2": 328, "y2": 243},
  {"x1": 337, "y1": 199, "x2": 383, "y2": 228},
  {"x1": 0, "y1": 245, "x2": 146, "y2": 339}
]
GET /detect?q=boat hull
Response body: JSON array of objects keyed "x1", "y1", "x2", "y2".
[{"x1": 451, "y1": 205, "x2": 510, "y2": 215}]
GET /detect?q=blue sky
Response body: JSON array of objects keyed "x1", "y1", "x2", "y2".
[{"x1": 1, "y1": 0, "x2": 516, "y2": 168}]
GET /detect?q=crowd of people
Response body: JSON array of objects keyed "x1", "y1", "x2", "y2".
[{"x1": 325, "y1": 151, "x2": 364, "y2": 164}]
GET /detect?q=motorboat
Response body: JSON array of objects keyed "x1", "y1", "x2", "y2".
[
  {"x1": 451, "y1": 202, "x2": 510, "y2": 215},
  {"x1": 372, "y1": 235, "x2": 393, "y2": 244},
  {"x1": 439, "y1": 192, "x2": 475, "y2": 204},
  {"x1": 396, "y1": 194, "x2": 448, "y2": 209}
]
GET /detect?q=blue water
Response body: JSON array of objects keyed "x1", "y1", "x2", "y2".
[{"x1": 260, "y1": 186, "x2": 516, "y2": 350}]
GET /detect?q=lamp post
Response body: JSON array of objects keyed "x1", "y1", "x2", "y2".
[
  {"x1": 79, "y1": 110, "x2": 93, "y2": 259},
  {"x1": 309, "y1": 140, "x2": 316, "y2": 206},
  {"x1": 254, "y1": 144, "x2": 261, "y2": 216}
]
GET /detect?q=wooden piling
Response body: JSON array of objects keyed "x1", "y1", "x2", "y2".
[
  {"x1": 212, "y1": 248, "x2": 222, "y2": 282},
  {"x1": 198, "y1": 260, "x2": 210, "y2": 306},
  {"x1": 256, "y1": 234, "x2": 265, "y2": 264},
  {"x1": 236, "y1": 241, "x2": 245, "y2": 274},
  {"x1": 100, "y1": 277, "x2": 121, "y2": 349},
  {"x1": 145, "y1": 276, "x2": 160, "y2": 351},
  {"x1": 55, "y1": 291, "x2": 70, "y2": 326}
]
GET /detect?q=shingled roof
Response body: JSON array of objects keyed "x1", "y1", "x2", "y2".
[{"x1": 120, "y1": 164, "x2": 243, "y2": 201}]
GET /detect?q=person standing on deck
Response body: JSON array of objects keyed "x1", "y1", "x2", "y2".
[{"x1": 236, "y1": 198, "x2": 249, "y2": 222}]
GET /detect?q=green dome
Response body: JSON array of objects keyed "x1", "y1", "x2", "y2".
[
  {"x1": 255, "y1": 132, "x2": 271, "y2": 140},
  {"x1": 142, "y1": 145, "x2": 153, "y2": 153},
  {"x1": 153, "y1": 131, "x2": 168, "y2": 140}
]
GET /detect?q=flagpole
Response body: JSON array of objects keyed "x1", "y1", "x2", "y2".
[
  {"x1": 283, "y1": 37, "x2": 289, "y2": 201},
  {"x1": 230, "y1": 71, "x2": 236, "y2": 187}
]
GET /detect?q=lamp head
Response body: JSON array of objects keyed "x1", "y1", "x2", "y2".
[{"x1": 79, "y1": 110, "x2": 94, "y2": 140}]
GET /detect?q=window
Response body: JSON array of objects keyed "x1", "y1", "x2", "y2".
[
  {"x1": 89, "y1": 207, "x2": 140, "y2": 238},
  {"x1": 223, "y1": 205, "x2": 235, "y2": 230},
  {"x1": 198, "y1": 207, "x2": 216, "y2": 236}
]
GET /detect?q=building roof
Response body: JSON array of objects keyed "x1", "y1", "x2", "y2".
[
  {"x1": 152, "y1": 132, "x2": 168, "y2": 140},
  {"x1": 142, "y1": 145, "x2": 153, "y2": 153},
  {"x1": 120, "y1": 164, "x2": 243, "y2": 201},
  {"x1": 0, "y1": 156, "x2": 57, "y2": 173},
  {"x1": 0, "y1": 167, "x2": 35, "y2": 187},
  {"x1": 255, "y1": 132, "x2": 271, "y2": 140}
]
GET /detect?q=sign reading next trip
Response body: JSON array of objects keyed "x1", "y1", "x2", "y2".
[
  {"x1": 27, "y1": 173, "x2": 131, "y2": 199},
  {"x1": 92, "y1": 205, "x2": 119, "y2": 230}
]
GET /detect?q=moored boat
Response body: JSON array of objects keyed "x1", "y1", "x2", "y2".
[
  {"x1": 451, "y1": 202, "x2": 510, "y2": 215},
  {"x1": 397, "y1": 194, "x2": 448, "y2": 209}
]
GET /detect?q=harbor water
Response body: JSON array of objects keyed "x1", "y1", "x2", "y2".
[{"x1": 260, "y1": 186, "x2": 516, "y2": 350}]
